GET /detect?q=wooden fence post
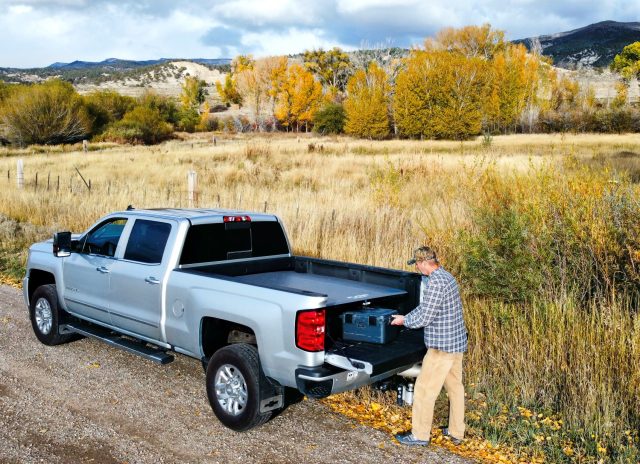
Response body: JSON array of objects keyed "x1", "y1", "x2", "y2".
[
  {"x1": 188, "y1": 171, "x2": 197, "y2": 208},
  {"x1": 17, "y1": 159, "x2": 24, "y2": 189}
]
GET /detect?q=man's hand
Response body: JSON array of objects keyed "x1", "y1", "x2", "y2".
[{"x1": 390, "y1": 314, "x2": 405, "y2": 326}]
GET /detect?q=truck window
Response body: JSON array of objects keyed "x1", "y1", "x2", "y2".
[
  {"x1": 180, "y1": 221, "x2": 289, "y2": 265},
  {"x1": 80, "y1": 218, "x2": 127, "y2": 257},
  {"x1": 124, "y1": 219, "x2": 172, "y2": 264}
]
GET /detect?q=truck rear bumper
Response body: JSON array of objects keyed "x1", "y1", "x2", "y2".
[{"x1": 295, "y1": 361, "x2": 420, "y2": 398}]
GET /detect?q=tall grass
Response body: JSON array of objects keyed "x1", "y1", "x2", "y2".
[{"x1": 0, "y1": 133, "x2": 639, "y2": 461}]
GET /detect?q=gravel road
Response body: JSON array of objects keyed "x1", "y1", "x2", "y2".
[{"x1": 0, "y1": 284, "x2": 470, "y2": 464}]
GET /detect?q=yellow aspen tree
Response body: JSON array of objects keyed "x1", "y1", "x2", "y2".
[
  {"x1": 303, "y1": 47, "x2": 352, "y2": 93},
  {"x1": 343, "y1": 62, "x2": 391, "y2": 139},
  {"x1": 485, "y1": 52, "x2": 504, "y2": 131},
  {"x1": 490, "y1": 44, "x2": 533, "y2": 132},
  {"x1": 275, "y1": 64, "x2": 323, "y2": 132},
  {"x1": 611, "y1": 81, "x2": 629, "y2": 109},
  {"x1": 425, "y1": 23, "x2": 506, "y2": 60},
  {"x1": 520, "y1": 48, "x2": 542, "y2": 132},
  {"x1": 263, "y1": 56, "x2": 288, "y2": 120},
  {"x1": 546, "y1": 69, "x2": 580, "y2": 111},
  {"x1": 235, "y1": 57, "x2": 282, "y2": 130},
  {"x1": 232, "y1": 54, "x2": 255, "y2": 73},
  {"x1": 215, "y1": 73, "x2": 242, "y2": 107},
  {"x1": 581, "y1": 85, "x2": 597, "y2": 111},
  {"x1": 394, "y1": 50, "x2": 491, "y2": 139},
  {"x1": 611, "y1": 42, "x2": 640, "y2": 99}
]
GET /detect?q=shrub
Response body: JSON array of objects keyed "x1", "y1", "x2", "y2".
[
  {"x1": 536, "y1": 108, "x2": 640, "y2": 134},
  {"x1": 313, "y1": 103, "x2": 346, "y2": 134},
  {"x1": 84, "y1": 90, "x2": 136, "y2": 135},
  {"x1": 0, "y1": 80, "x2": 13, "y2": 103},
  {"x1": 177, "y1": 108, "x2": 200, "y2": 132},
  {"x1": 137, "y1": 91, "x2": 179, "y2": 125},
  {"x1": 0, "y1": 79, "x2": 91, "y2": 145},
  {"x1": 102, "y1": 106, "x2": 172, "y2": 144},
  {"x1": 221, "y1": 116, "x2": 236, "y2": 133},
  {"x1": 195, "y1": 115, "x2": 219, "y2": 132},
  {"x1": 455, "y1": 165, "x2": 640, "y2": 303}
]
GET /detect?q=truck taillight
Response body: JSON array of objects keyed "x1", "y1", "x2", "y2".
[
  {"x1": 296, "y1": 309, "x2": 325, "y2": 352},
  {"x1": 223, "y1": 215, "x2": 251, "y2": 222}
]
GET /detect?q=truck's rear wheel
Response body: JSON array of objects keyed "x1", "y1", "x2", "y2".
[
  {"x1": 29, "y1": 284, "x2": 75, "y2": 346},
  {"x1": 205, "y1": 344, "x2": 272, "y2": 431}
]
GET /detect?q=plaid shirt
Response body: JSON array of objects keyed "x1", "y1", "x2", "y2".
[{"x1": 404, "y1": 267, "x2": 468, "y2": 353}]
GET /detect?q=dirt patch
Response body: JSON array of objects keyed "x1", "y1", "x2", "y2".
[
  {"x1": 0, "y1": 384, "x2": 13, "y2": 398},
  {"x1": 615, "y1": 151, "x2": 640, "y2": 159},
  {"x1": 23, "y1": 428, "x2": 119, "y2": 464}
]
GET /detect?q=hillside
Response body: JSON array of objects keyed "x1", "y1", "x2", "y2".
[
  {"x1": 0, "y1": 58, "x2": 231, "y2": 88},
  {"x1": 514, "y1": 20, "x2": 640, "y2": 69},
  {"x1": 74, "y1": 61, "x2": 226, "y2": 97}
]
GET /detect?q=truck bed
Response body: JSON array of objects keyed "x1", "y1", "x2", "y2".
[
  {"x1": 181, "y1": 255, "x2": 420, "y2": 311},
  {"x1": 180, "y1": 255, "x2": 426, "y2": 379},
  {"x1": 232, "y1": 270, "x2": 407, "y2": 306}
]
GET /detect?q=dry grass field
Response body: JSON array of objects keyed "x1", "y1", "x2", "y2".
[{"x1": 1, "y1": 133, "x2": 639, "y2": 463}]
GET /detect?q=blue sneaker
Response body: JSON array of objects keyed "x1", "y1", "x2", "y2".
[
  {"x1": 441, "y1": 427, "x2": 464, "y2": 446},
  {"x1": 395, "y1": 432, "x2": 430, "y2": 446}
]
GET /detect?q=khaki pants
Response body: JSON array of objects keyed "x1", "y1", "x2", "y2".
[{"x1": 412, "y1": 349, "x2": 465, "y2": 441}]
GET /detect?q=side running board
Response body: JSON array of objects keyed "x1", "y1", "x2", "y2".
[{"x1": 61, "y1": 322, "x2": 175, "y2": 365}]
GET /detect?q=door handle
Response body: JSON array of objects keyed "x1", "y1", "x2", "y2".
[
  {"x1": 145, "y1": 277, "x2": 160, "y2": 285},
  {"x1": 96, "y1": 266, "x2": 110, "y2": 274}
]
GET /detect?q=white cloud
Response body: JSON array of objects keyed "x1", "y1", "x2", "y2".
[
  {"x1": 8, "y1": 4, "x2": 33, "y2": 14},
  {"x1": 337, "y1": 0, "x2": 418, "y2": 14},
  {"x1": 211, "y1": 0, "x2": 324, "y2": 27},
  {"x1": 0, "y1": 0, "x2": 637, "y2": 67},
  {"x1": 242, "y1": 27, "x2": 351, "y2": 56}
]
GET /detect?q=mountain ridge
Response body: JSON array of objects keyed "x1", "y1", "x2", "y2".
[
  {"x1": 514, "y1": 20, "x2": 640, "y2": 68},
  {"x1": 46, "y1": 57, "x2": 232, "y2": 70}
]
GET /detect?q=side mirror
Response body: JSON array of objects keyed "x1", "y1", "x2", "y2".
[{"x1": 53, "y1": 232, "x2": 72, "y2": 257}]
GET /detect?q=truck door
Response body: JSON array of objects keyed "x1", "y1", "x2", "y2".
[
  {"x1": 108, "y1": 218, "x2": 173, "y2": 341},
  {"x1": 62, "y1": 218, "x2": 128, "y2": 324}
]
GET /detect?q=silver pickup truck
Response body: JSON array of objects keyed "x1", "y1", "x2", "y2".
[{"x1": 23, "y1": 208, "x2": 425, "y2": 431}]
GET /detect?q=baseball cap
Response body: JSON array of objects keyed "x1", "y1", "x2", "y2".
[{"x1": 407, "y1": 246, "x2": 437, "y2": 265}]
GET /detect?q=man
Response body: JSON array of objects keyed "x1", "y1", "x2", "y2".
[{"x1": 390, "y1": 246, "x2": 468, "y2": 446}]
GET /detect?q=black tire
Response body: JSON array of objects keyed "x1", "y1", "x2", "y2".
[
  {"x1": 29, "y1": 284, "x2": 75, "y2": 346},
  {"x1": 205, "y1": 344, "x2": 272, "y2": 431}
]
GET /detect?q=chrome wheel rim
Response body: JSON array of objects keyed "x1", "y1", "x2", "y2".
[
  {"x1": 34, "y1": 297, "x2": 53, "y2": 335},
  {"x1": 214, "y1": 364, "x2": 248, "y2": 416}
]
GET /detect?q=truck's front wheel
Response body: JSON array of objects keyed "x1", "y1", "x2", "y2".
[
  {"x1": 29, "y1": 284, "x2": 75, "y2": 346},
  {"x1": 205, "y1": 344, "x2": 272, "y2": 431}
]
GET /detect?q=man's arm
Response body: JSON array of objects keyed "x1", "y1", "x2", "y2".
[{"x1": 391, "y1": 281, "x2": 444, "y2": 328}]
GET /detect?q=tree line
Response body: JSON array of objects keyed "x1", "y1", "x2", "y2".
[
  {"x1": 220, "y1": 25, "x2": 640, "y2": 139},
  {"x1": 1, "y1": 24, "x2": 640, "y2": 146}
]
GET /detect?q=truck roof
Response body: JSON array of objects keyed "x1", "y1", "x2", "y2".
[{"x1": 113, "y1": 208, "x2": 279, "y2": 224}]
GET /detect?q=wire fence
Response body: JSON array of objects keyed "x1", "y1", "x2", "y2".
[{"x1": 5, "y1": 160, "x2": 304, "y2": 216}]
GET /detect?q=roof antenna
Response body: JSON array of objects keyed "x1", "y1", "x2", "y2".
[{"x1": 126, "y1": 205, "x2": 135, "y2": 211}]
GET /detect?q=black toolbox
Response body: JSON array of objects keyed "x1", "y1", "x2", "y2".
[{"x1": 340, "y1": 307, "x2": 399, "y2": 344}]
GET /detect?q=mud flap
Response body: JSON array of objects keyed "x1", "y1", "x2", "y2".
[{"x1": 260, "y1": 377, "x2": 284, "y2": 413}]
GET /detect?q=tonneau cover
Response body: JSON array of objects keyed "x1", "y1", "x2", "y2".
[{"x1": 231, "y1": 270, "x2": 407, "y2": 305}]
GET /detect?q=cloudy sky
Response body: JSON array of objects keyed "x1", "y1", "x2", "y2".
[{"x1": 1, "y1": 0, "x2": 638, "y2": 68}]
